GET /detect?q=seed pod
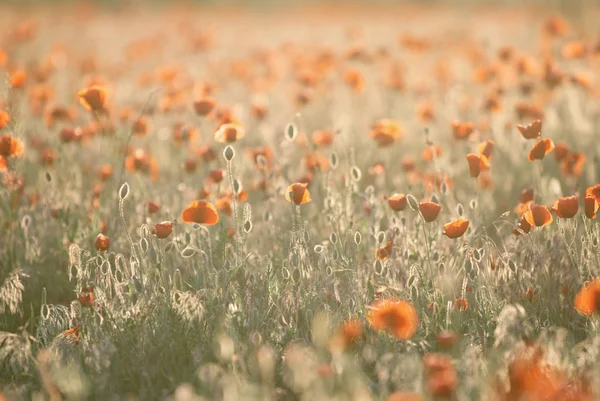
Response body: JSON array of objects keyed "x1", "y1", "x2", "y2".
[
  {"x1": 119, "y1": 182, "x2": 130, "y2": 200},
  {"x1": 285, "y1": 123, "x2": 297, "y2": 141},
  {"x1": 223, "y1": 146, "x2": 235, "y2": 161}
]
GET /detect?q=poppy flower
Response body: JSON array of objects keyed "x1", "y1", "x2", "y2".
[
  {"x1": 0, "y1": 134, "x2": 25, "y2": 158},
  {"x1": 369, "y1": 119, "x2": 404, "y2": 147},
  {"x1": 312, "y1": 130, "x2": 334, "y2": 147},
  {"x1": 426, "y1": 365, "x2": 457, "y2": 398},
  {"x1": 554, "y1": 143, "x2": 569, "y2": 162},
  {"x1": 95, "y1": 233, "x2": 110, "y2": 251},
  {"x1": 344, "y1": 69, "x2": 365, "y2": 92},
  {"x1": 285, "y1": 182, "x2": 311, "y2": 205},
  {"x1": 528, "y1": 138, "x2": 554, "y2": 161},
  {"x1": 304, "y1": 152, "x2": 329, "y2": 173},
  {"x1": 466, "y1": 153, "x2": 490, "y2": 178},
  {"x1": 208, "y1": 168, "x2": 224, "y2": 184},
  {"x1": 97, "y1": 164, "x2": 113, "y2": 181},
  {"x1": 367, "y1": 298, "x2": 418, "y2": 340},
  {"x1": 77, "y1": 286, "x2": 94, "y2": 307},
  {"x1": 453, "y1": 297, "x2": 468, "y2": 311},
  {"x1": 514, "y1": 201, "x2": 533, "y2": 217},
  {"x1": 443, "y1": 218, "x2": 469, "y2": 239},
  {"x1": 584, "y1": 194, "x2": 598, "y2": 219},
  {"x1": 560, "y1": 152, "x2": 586, "y2": 177},
  {"x1": 54, "y1": 324, "x2": 81, "y2": 347},
  {"x1": 181, "y1": 200, "x2": 219, "y2": 225},
  {"x1": 519, "y1": 188, "x2": 534, "y2": 204},
  {"x1": 562, "y1": 41, "x2": 586, "y2": 59},
  {"x1": 214, "y1": 123, "x2": 245, "y2": 143},
  {"x1": 78, "y1": 85, "x2": 107, "y2": 112},
  {"x1": 517, "y1": 119, "x2": 542, "y2": 140},
  {"x1": 422, "y1": 144, "x2": 442, "y2": 162},
  {"x1": 553, "y1": 195, "x2": 579, "y2": 218},
  {"x1": 437, "y1": 330, "x2": 460, "y2": 350},
  {"x1": 133, "y1": 116, "x2": 150, "y2": 136},
  {"x1": 375, "y1": 241, "x2": 393, "y2": 260},
  {"x1": 215, "y1": 196, "x2": 232, "y2": 216},
  {"x1": 523, "y1": 204, "x2": 553, "y2": 227},
  {"x1": 125, "y1": 148, "x2": 160, "y2": 180},
  {"x1": 513, "y1": 214, "x2": 533, "y2": 235},
  {"x1": 388, "y1": 194, "x2": 407, "y2": 212},
  {"x1": 574, "y1": 279, "x2": 600, "y2": 316},
  {"x1": 417, "y1": 101, "x2": 435, "y2": 122},
  {"x1": 450, "y1": 121, "x2": 474, "y2": 140},
  {"x1": 0, "y1": 110, "x2": 10, "y2": 129},
  {"x1": 152, "y1": 221, "x2": 173, "y2": 239},
  {"x1": 146, "y1": 200, "x2": 160, "y2": 214},
  {"x1": 329, "y1": 319, "x2": 365, "y2": 352},
  {"x1": 193, "y1": 97, "x2": 216, "y2": 116},
  {"x1": 419, "y1": 201, "x2": 441, "y2": 222},
  {"x1": 10, "y1": 70, "x2": 26, "y2": 89},
  {"x1": 477, "y1": 140, "x2": 495, "y2": 160}
]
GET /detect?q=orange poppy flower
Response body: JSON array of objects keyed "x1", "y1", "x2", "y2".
[
  {"x1": 0, "y1": 110, "x2": 10, "y2": 129},
  {"x1": 388, "y1": 194, "x2": 407, "y2": 212},
  {"x1": 584, "y1": 194, "x2": 598, "y2": 219},
  {"x1": 514, "y1": 201, "x2": 533, "y2": 216},
  {"x1": 312, "y1": 130, "x2": 334, "y2": 147},
  {"x1": 553, "y1": 195, "x2": 579, "y2": 218},
  {"x1": 285, "y1": 182, "x2": 311, "y2": 205},
  {"x1": 10, "y1": 70, "x2": 26, "y2": 89},
  {"x1": 172, "y1": 124, "x2": 198, "y2": 145},
  {"x1": 195, "y1": 144, "x2": 217, "y2": 162},
  {"x1": 586, "y1": 184, "x2": 600, "y2": 202},
  {"x1": 181, "y1": 200, "x2": 219, "y2": 225},
  {"x1": 437, "y1": 330, "x2": 460, "y2": 350},
  {"x1": 528, "y1": 138, "x2": 554, "y2": 161},
  {"x1": 214, "y1": 123, "x2": 245, "y2": 143},
  {"x1": 146, "y1": 200, "x2": 160, "y2": 214},
  {"x1": 422, "y1": 144, "x2": 442, "y2": 162},
  {"x1": 344, "y1": 69, "x2": 365, "y2": 92},
  {"x1": 304, "y1": 151, "x2": 329, "y2": 173},
  {"x1": 513, "y1": 213, "x2": 533, "y2": 235},
  {"x1": 453, "y1": 297, "x2": 468, "y2": 311},
  {"x1": 450, "y1": 121, "x2": 474, "y2": 140},
  {"x1": 184, "y1": 159, "x2": 197, "y2": 173},
  {"x1": 419, "y1": 201, "x2": 441, "y2": 222},
  {"x1": 443, "y1": 218, "x2": 469, "y2": 239},
  {"x1": 95, "y1": 233, "x2": 110, "y2": 251},
  {"x1": 375, "y1": 240, "x2": 393, "y2": 260},
  {"x1": 466, "y1": 153, "x2": 490, "y2": 178},
  {"x1": 97, "y1": 164, "x2": 113, "y2": 181},
  {"x1": 77, "y1": 286, "x2": 94, "y2": 308},
  {"x1": 133, "y1": 116, "x2": 150, "y2": 136},
  {"x1": 329, "y1": 319, "x2": 365, "y2": 352},
  {"x1": 78, "y1": 85, "x2": 107, "y2": 112},
  {"x1": 477, "y1": 140, "x2": 495, "y2": 160},
  {"x1": 215, "y1": 196, "x2": 232, "y2": 216},
  {"x1": 0, "y1": 156, "x2": 6, "y2": 172},
  {"x1": 516, "y1": 119, "x2": 542, "y2": 140},
  {"x1": 515, "y1": 102, "x2": 544, "y2": 120},
  {"x1": 523, "y1": 204, "x2": 553, "y2": 227},
  {"x1": 208, "y1": 168, "x2": 224, "y2": 184},
  {"x1": 125, "y1": 149, "x2": 160, "y2": 180},
  {"x1": 152, "y1": 221, "x2": 173, "y2": 239},
  {"x1": 562, "y1": 41, "x2": 586, "y2": 59},
  {"x1": 574, "y1": 279, "x2": 600, "y2": 316},
  {"x1": 519, "y1": 188, "x2": 534, "y2": 204},
  {"x1": 367, "y1": 298, "x2": 418, "y2": 340},
  {"x1": 560, "y1": 152, "x2": 586, "y2": 177},
  {"x1": 56, "y1": 324, "x2": 81, "y2": 347},
  {"x1": 0, "y1": 135, "x2": 25, "y2": 161},
  {"x1": 369, "y1": 119, "x2": 404, "y2": 147},
  {"x1": 417, "y1": 101, "x2": 435, "y2": 122},
  {"x1": 193, "y1": 97, "x2": 216, "y2": 116}
]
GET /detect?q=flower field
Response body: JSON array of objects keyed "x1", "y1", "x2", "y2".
[{"x1": 1, "y1": 1, "x2": 600, "y2": 400}]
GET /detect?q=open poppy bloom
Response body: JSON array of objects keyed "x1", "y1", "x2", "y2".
[
  {"x1": 0, "y1": 134, "x2": 25, "y2": 158},
  {"x1": 78, "y1": 85, "x2": 107, "y2": 112},
  {"x1": 553, "y1": 195, "x2": 578, "y2": 218},
  {"x1": 523, "y1": 204, "x2": 553, "y2": 227},
  {"x1": 193, "y1": 97, "x2": 216, "y2": 116},
  {"x1": 423, "y1": 354, "x2": 458, "y2": 398},
  {"x1": 584, "y1": 194, "x2": 598, "y2": 219},
  {"x1": 422, "y1": 144, "x2": 443, "y2": 162},
  {"x1": 574, "y1": 279, "x2": 600, "y2": 316},
  {"x1": 419, "y1": 201, "x2": 441, "y2": 222},
  {"x1": 215, "y1": 196, "x2": 232, "y2": 216},
  {"x1": 0, "y1": 110, "x2": 10, "y2": 129},
  {"x1": 10, "y1": 70, "x2": 26, "y2": 88},
  {"x1": 95, "y1": 233, "x2": 110, "y2": 251},
  {"x1": 513, "y1": 213, "x2": 533, "y2": 235},
  {"x1": 369, "y1": 119, "x2": 404, "y2": 147},
  {"x1": 388, "y1": 193, "x2": 407, "y2": 212},
  {"x1": 586, "y1": 184, "x2": 600, "y2": 202},
  {"x1": 285, "y1": 182, "x2": 311, "y2": 205},
  {"x1": 329, "y1": 319, "x2": 365, "y2": 352},
  {"x1": 146, "y1": 200, "x2": 160, "y2": 214},
  {"x1": 312, "y1": 130, "x2": 334, "y2": 147},
  {"x1": 560, "y1": 152, "x2": 585, "y2": 177},
  {"x1": 181, "y1": 200, "x2": 219, "y2": 225},
  {"x1": 125, "y1": 148, "x2": 160, "y2": 180},
  {"x1": 517, "y1": 119, "x2": 542, "y2": 139},
  {"x1": 375, "y1": 240, "x2": 393, "y2": 260},
  {"x1": 466, "y1": 153, "x2": 490, "y2": 178},
  {"x1": 519, "y1": 188, "x2": 534, "y2": 204},
  {"x1": 214, "y1": 123, "x2": 245, "y2": 143},
  {"x1": 477, "y1": 140, "x2": 494, "y2": 160},
  {"x1": 152, "y1": 221, "x2": 173, "y2": 239},
  {"x1": 554, "y1": 143, "x2": 569, "y2": 161},
  {"x1": 367, "y1": 298, "x2": 418, "y2": 340},
  {"x1": 450, "y1": 121, "x2": 474, "y2": 140},
  {"x1": 443, "y1": 218, "x2": 469, "y2": 239},
  {"x1": 528, "y1": 138, "x2": 554, "y2": 161}
]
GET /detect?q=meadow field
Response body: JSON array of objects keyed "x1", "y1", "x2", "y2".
[{"x1": 1, "y1": 1, "x2": 600, "y2": 400}]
